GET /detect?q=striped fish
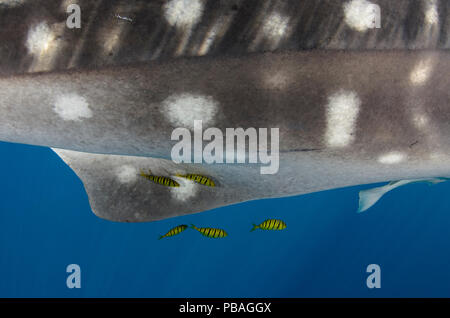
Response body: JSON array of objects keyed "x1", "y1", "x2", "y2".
[
  {"x1": 251, "y1": 219, "x2": 286, "y2": 232},
  {"x1": 176, "y1": 174, "x2": 215, "y2": 187},
  {"x1": 140, "y1": 169, "x2": 180, "y2": 187},
  {"x1": 159, "y1": 224, "x2": 188, "y2": 240},
  {"x1": 191, "y1": 224, "x2": 227, "y2": 238}
]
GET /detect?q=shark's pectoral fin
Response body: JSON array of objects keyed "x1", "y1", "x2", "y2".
[
  {"x1": 357, "y1": 186, "x2": 390, "y2": 213},
  {"x1": 51, "y1": 148, "x2": 249, "y2": 222},
  {"x1": 357, "y1": 178, "x2": 447, "y2": 213}
]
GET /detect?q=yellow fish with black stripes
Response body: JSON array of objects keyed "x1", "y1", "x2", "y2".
[
  {"x1": 176, "y1": 174, "x2": 215, "y2": 187},
  {"x1": 140, "y1": 169, "x2": 180, "y2": 187},
  {"x1": 191, "y1": 224, "x2": 227, "y2": 238},
  {"x1": 251, "y1": 219, "x2": 286, "y2": 232},
  {"x1": 159, "y1": 224, "x2": 188, "y2": 240}
]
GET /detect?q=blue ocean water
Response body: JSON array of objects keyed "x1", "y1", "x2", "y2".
[{"x1": 0, "y1": 140, "x2": 450, "y2": 298}]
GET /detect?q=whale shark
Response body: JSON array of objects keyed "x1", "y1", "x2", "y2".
[{"x1": 0, "y1": 0, "x2": 449, "y2": 222}]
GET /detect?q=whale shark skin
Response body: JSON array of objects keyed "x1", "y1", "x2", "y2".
[
  {"x1": 2, "y1": 50, "x2": 449, "y2": 158},
  {"x1": 0, "y1": 0, "x2": 450, "y2": 222},
  {"x1": 0, "y1": 50, "x2": 448, "y2": 222},
  {"x1": 0, "y1": 0, "x2": 447, "y2": 76}
]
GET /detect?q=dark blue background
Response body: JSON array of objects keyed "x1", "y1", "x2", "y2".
[{"x1": 0, "y1": 141, "x2": 449, "y2": 297}]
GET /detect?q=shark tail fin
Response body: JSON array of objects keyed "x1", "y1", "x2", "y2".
[{"x1": 250, "y1": 224, "x2": 258, "y2": 232}]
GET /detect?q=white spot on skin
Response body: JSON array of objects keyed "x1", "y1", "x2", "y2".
[
  {"x1": 263, "y1": 71, "x2": 290, "y2": 90},
  {"x1": 325, "y1": 90, "x2": 361, "y2": 148},
  {"x1": 412, "y1": 113, "x2": 430, "y2": 129},
  {"x1": 171, "y1": 178, "x2": 197, "y2": 201},
  {"x1": 378, "y1": 152, "x2": 406, "y2": 165},
  {"x1": 249, "y1": 9, "x2": 291, "y2": 51},
  {"x1": 165, "y1": 0, "x2": 205, "y2": 56},
  {"x1": 164, "y1": 0, "x2": 203, "y2": 27},
  {"x1": 425, "y1": 0, "x2": 439, "y2": 26},
  {"x1": 26, "y1": 22, "x2": 55, "y2": 56},
  {"x1": 26, "y1": 21, "x2": 66, "y2": 72},
  {"x1": 262, "y1": 12, "x2": 289, "y2": 41},
  {"x1": 343, "y1": 0, "x2": 379, "y2": 32},
  {"x1": 161, "y1": 93, "x2": 218, "y2": 129},
  {"x1": 410, "y1": 58, "x2": 435, "y2": 86},
  {"x1": 53, "y1": 94, "x2": 93, "y2": 121},
  {"x1": 116, "y1": 165, "x2": 137, "y2": 184}
]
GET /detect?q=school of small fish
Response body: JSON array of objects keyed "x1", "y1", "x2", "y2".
[
  {"x1": 158, "y1": 224, "x2": 188, "y2": 240},
  {"x1": 139, "y1": 169, "x2": 180, "y2": 187},
  {"x1": 141, "y1": 168, "x2": 446, "y2": 240},
  {"x1": 139, "y1": 170, "x2": 215, "y2": 188},
  {"x1": 251, "y1": 219, "x2": 287, "y2": 232},
  {"x1": 158, "y1": 219, "x2": 286, "y2": 240}
]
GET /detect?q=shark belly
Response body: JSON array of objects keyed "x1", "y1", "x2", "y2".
[{"x1": 0, "y1": 51, "x2": 443, "y2": 221}]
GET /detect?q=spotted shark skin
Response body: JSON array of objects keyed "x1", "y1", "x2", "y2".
[
  {"x1": 1, "y1": 50, "x2": 449, "y2": 159},
  {"x1": 0, "y1": 0, "x2": 449, "y2": 222},
  {"x1": 0, "y1": 0, "x2": 448, "y2": 75},
  {"x1": 1, "y1": 50, "x2": 449, "y2": 222}
]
